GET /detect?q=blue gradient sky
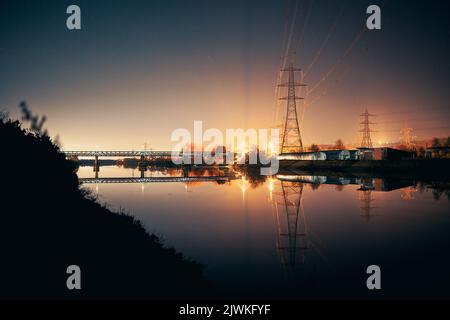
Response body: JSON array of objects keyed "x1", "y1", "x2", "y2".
[{"x1": 1, "y1": 0, "x2": 449, "y2": 149}]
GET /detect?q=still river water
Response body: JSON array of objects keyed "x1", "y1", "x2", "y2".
[{"x1": 77, "y1": 165, "x2": 450, "y2": 299}]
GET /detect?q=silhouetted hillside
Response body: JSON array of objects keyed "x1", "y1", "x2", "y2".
[{"x1": 0, "y1": 118, "x2": 212, "y2": 299}]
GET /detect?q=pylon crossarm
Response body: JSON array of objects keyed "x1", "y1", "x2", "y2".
[
  {"x1": 281, "y1": 68, "x2": 302, "y2": 72},
  {"x1": 279, "y1": 97, "x2": 304, "y2": 100},
  {"x1": 277, "y1": 83, "x2": 307, "y2": 87}
]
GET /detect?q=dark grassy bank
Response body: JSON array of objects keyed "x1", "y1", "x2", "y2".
[{"x1": 0, "y1": 118, "x2": 212, "y2": 299}]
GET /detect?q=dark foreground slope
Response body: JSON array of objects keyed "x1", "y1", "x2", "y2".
[{"x1": 0, "y1": 119, "x2": 211, "y2": 299}]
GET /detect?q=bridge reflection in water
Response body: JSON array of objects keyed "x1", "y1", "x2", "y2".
[
  {"x1": 79, "y1": 176, "x2": 235, "y2": 184},
  {"x1": 78, "y1": 162, "x2": 237, "y2": 184}
]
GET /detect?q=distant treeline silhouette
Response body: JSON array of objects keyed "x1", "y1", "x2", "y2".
[{"x1": 0, "y1": 115, "x2": 212, "y2": 299}]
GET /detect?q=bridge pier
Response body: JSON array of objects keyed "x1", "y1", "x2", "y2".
[
  {"x1": 138, "y1": 155, "x2": 147, "y2": 179},
  {"x1": 182, "y1": 164, "x2": 191, "y2": 178},
  {"x1": 93, "y1": 155, "x2": 100, "y2": 173}
]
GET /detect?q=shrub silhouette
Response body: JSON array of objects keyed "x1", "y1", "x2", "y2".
[{"x1": 0, "y1": 118, "x2": 211, "y2": 299}]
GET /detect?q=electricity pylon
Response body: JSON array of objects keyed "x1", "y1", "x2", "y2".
[
  {"x1": 401, "y1": 123, "x2": 413, "y2": 147},
  {"x1": 360, "y1": 108, "x2": 376, "y2": 148},
  {"x1": 279, "y1": 64, "x2": 307, "y2": 154}
]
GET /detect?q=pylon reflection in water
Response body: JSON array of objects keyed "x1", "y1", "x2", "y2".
[
  {"x1": 272, "y1": 181, "x2": 308, "y2": 270},
  {"x1": 358, "y1": 189, "x2": 377, "y2": 221}
]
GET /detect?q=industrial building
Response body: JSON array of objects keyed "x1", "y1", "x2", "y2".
[
  {"x1": 425, "y1": 147, "x2": 450, "y2": 159},
  {"x1": 322, "y1": 150, "x2": 351, "y2": 160},
  {"x1": 278, "y1": 150, "x2": 355, "y2": 160},
  {"x1": 358, "y1": 147, "x2": 414, "y2": 160},
  {"x1": 278, "y1": 151, "x2": 326, "y2": 161},
  {"x1": 278, "y1": 147, "x2": 413, "y2": 161}
]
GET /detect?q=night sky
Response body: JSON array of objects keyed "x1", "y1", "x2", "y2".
[{"x1": 1, "y1": 0, "x2": 449, "y2": 149}]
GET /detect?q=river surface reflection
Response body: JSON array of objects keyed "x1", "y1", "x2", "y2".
[{"x1": 76, "y1": 165, "x2": 450, "y2": 298}]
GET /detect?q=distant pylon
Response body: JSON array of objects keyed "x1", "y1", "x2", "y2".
[
  {"x1": 279, "y1": 64, "x2": 307, "y2": 154},
  {"x1": 359, "y1": 108, "x2": 376, "y2": 148},
  {"x1": 401, "y1": 122, "x2": 413, "y2": 147}
]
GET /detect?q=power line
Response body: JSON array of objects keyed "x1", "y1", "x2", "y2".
[
  {"x1": 378, "y1": 117, "x2": 450, "y2": 124},
  {"x1": 274, "y1": 0, "x2": 300, "y2": 126},
  {"x1": 304, "y1": 61, "x2": 353, "y2": 109},
  {"x1": 304, "y1": 1, "x2": 346, "y2": 77},
  {"x1": 272, "y1": 1, "x2": 294, "y2": 125},
  {"x1": 307, "y1": 0, "x2": 392, "y2": 96},
  {"x1": 292, "y1": 0, "x2": 315, "y2": 63},
  {"x1": 307, "y1": 26, "x2": 366, "y2": 96},
  {"x1": 383, "y1": 126, "x2": 450, "y2": 133}
]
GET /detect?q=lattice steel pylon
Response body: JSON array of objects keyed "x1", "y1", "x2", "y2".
[
  {"x1": 279, "y1": 64, "x2": 307, "y2": 154},
  {"x1": 359, "y1": 108, "x2": 376, "y2": 148},
  {"x1": 401, "y1": 123, "x2": 413, "y2": 147}
]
